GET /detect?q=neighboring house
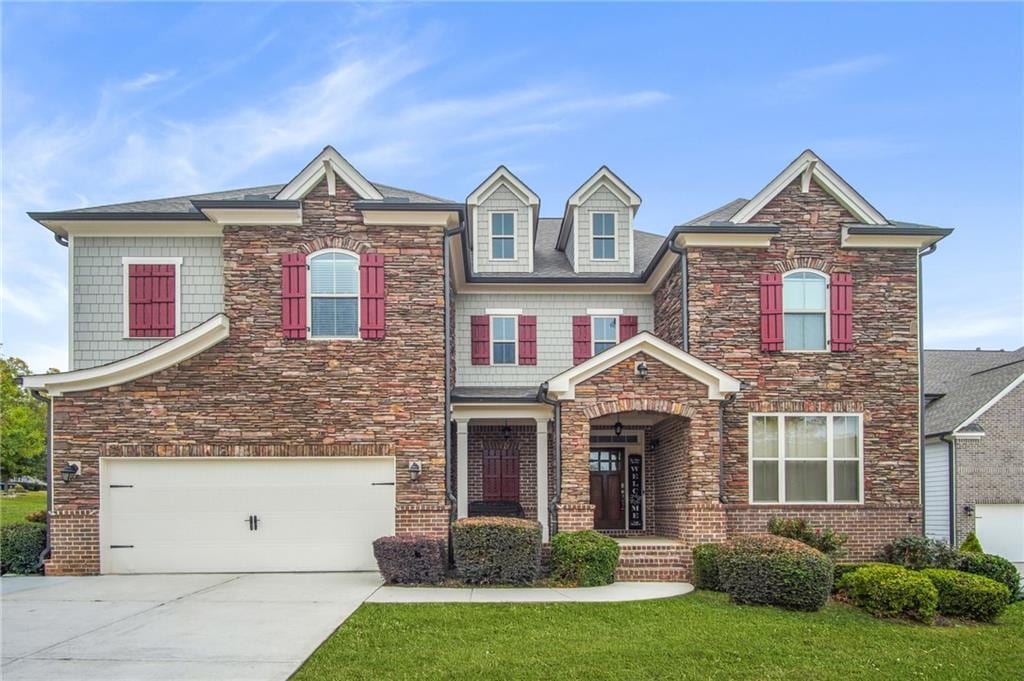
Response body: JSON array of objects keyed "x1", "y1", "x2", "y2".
[
  {"x1": 23, "y1": 147, "x2": 953, "y2": 579},
  {"x1": 923, "y1": 347, "x2": 1024, "y2": 567}
]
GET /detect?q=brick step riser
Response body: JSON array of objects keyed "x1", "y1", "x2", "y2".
[{"x1": 615, "y1": 568, "x2": 688, "y2": 582}]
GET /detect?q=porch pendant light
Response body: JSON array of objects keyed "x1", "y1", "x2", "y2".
[
  {"x1": 502, "y1": 421, "x2": 512, "y2": 439},
  {"x1": 613, "y1": 420, "x2": 623, "y2": 437}
]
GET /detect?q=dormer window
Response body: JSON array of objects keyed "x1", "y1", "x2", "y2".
[
  {"x1": 491, "y1": 213, "x2": 516, "y2": 260},
  {"x1": 592, "y1": 213, "x2": 616, "y2": 260}
]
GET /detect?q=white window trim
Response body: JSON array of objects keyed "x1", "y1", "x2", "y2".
[
  {"x1": 591, "y1": 212, "x2": 617, "y2": 261},
  {"x1": 782, "y1": 268, "x2": 831, "y2": 353},
  {"x1": 489, "y1": 211, "x2": 517, "y2": 261},
  {"x1": 307, "y1": 248, "x2": 360, "y2": 341},
  {"x1": 591, "y1": 315, "x2": 619, "y2": 356},
  {"x1": 490, "y1": 315, "x2": 518, "y2": 365},
  {"x1": 748, "y1": 412, "x2": 864, "y2": 505},
  {"x1": 122, "y1": 256, "x2": 183, "y2": 340}
]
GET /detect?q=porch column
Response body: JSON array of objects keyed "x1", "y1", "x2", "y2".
[
  {"x1": 535, "y1": 417, "x2": 550, "y2": 541},
  {"x1": 456, "y1": 418, "x2": 469, "y2": 519}
]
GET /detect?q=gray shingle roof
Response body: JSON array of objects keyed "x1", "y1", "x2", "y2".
[
  {"x1": 924, "y1": 347, "x2": 1024, "y2": 436},
  {"x1": 684, "y1": 198, "x2": 748, "y2": 226},
  {"x1": 65, "y1": 182, "x2": 451, "y2": 214}
]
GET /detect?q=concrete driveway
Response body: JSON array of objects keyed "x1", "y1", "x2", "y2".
[{"x1": 1, "y1": 572, "x2": 382, "y2": 681}]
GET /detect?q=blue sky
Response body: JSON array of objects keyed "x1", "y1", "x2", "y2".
[{"x1": 3, "y1": 2, "x2": 1022, "y2": 372}]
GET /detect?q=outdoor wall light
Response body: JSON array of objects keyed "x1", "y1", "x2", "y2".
[
  {"x1": 61, "y1": 462, "x2": 81, "y2": 484},
  {"x1": 501, "y1": 421, "x2": 512, "y2": 439},
  {"x1": 963, "y1": 505, "x2": 974, "y2": 516},
  {"x1": 408, "y1": 461, "x2": 423, "y2": 482},
  {"x1": 613, "y1": 420, "x2": 623, "y2": 436},
  {"x1": 635, "y1": 361, "x2": 649, "y2": 380}
]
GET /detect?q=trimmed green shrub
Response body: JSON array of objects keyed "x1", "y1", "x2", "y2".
[
  {"x1": 452, "y1": 516, "x2": 541, "y2": 585},
  {"x1": 717, "y1": 534, "x2": 833, "y2": 611},
  {"x1": 23, "y1": 510, "x2": 47, "y2": 524},
  {"x1": 954, "y1": 551, "x2": 1021, "y2": 601},
  {"x1": 959, "y1": 532, "x2": 983, "y2": 553},
  {"x1": 879, "y1": 535, "x2": 957, "y2": 570},
  {"x1": 0, "y1": 523, "x2": 46, "y2": 575},
  {"x1": 692, "y1": 543, "x2": 724, "y2": 591},
  {"x1": 372, "y1": 536, "x2": 447, "y2": 585},
  {"x1": 550, "y1": 530, "x2": 620, "y2": 586},
  {"x1": 833, "y1": 562, "x2": 891, "y2": 591},
  {"x1": 767, "y1": 516, "x2": 848, "y2": 557},
  {"x1": 921, "y1": 568, "x2": 1010, "y2": 622},
  {"x1": 836, "y1": 564, "x2": 938, "y2": 623}
]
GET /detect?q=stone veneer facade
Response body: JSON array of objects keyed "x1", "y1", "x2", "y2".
[{"x1": 47, "y1": 178, "x2": 449, "y2": 575}]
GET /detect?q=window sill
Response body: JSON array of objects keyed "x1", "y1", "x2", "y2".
[
  {"x1": 124, "y1": 335, "x2": 175, "y2": 340},
  {"x1": 746, "y1": 501, "x2": 864, "y2": 507},
  {"x1": 309, "y1": 336, "x2": 361, "y2": 342}
]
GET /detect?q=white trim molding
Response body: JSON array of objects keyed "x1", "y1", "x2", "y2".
[
  {"x1": 22, "y1": 315, "x2": 230, "y2": 397},
  {"x1": 197, "y1": 207, "x2": 302, "y2": 226},
  {"x1": 586, "y1": 308, "x2": 624, "y2": 315},
  {"x1": 840, "y1": 227, "x2": 949, "y2": 250},
  {"x1": 731, "y1": 149, "x2": 887, "y2": 225},
  {"x1": 275, "y1": 146, "x2": 383, "y2": 201},
  {"x1": 545, "y1": 331, "x2": 740, "y2": 401},
  {"x1": 467, "y1": 166, "x2": 541, "y2": 208},
  {"x1": 361, "y1": 210, "x2": 460, "y2": 227},
  {"x1": 672, "y1": 232, "x2": 775, "y2": 249},
  {"x1": 952, "y1": 371, "x2": 1024, "y2": 434},
  {"x1": 121, "y1": 257, "x2": 183, "y2": 339},
  {"x1": 485, "y1": 308, "x2": 523, "y2": 315}
]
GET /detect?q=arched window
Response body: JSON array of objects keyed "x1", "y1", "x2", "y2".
[
  {"x1": 783, "y1": 270, "x2": 828, "y2": 351},
  {"x1": 308, "y1": 250, "x2": 359, "y2": 339}
]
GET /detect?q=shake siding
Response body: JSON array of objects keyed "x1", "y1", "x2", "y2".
[
  {"x1": 575, "y1": 185, "x2": 633, "y2": 273},
  {"x1": 454, "y1": 292, "x2": 654, "y2": 386},
  {"x1": 474, "y1": 184, "x2": 531, "y2": 273},
  {"x1": 72, "y1": 236, "x2": 223, "y2": 369}
]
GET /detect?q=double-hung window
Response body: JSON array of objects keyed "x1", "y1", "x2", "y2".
[
  {"x1": 592, "y1": 213, "x2": 616, "y2": 260},
  {"x1": 491, "y1": 213, "x2": 515, "y2": 260},
  {"x1": 750, "y1": 413, "x2": 862, "y2": 504},
  {"x1": 491, "y1": 316, "x2": 517, "y2": 365},
  {"x1": 309, "y1": 251, "x2": 359, "y2": 339},
  {"x1": 783, "y1": 271, "x2": 828, "y2": 350},
  {"x1": 592, "y1": 316, "x2": 618, "y2": 354}
]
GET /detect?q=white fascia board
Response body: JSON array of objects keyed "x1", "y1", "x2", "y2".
[
  {"x1": 545, "y1": 331, "x2": 741, "y2": 401},
  {"x1": 952, "y1": 371, "x2": 1024, "y2": 434},
  {"x1": 199, "y1": 207, "x2": 302, "y2": 226},
  {"x1": 361, "y1": 210, "x2": 460, "y2": 227},
  {"x1": 673, "y1": 233, "x2": 775, "y2": 248},
  {"x1": 451, "y1": 402, "x2": 554, "y2": 422},
  {"x1": 22, "y1": 315, "x2": 230, "y2": 397},
  {"x1": 47, "y1": 221, "x2": 224, "y2": 238},
  {"x1": 731, "y1": 150, "x2": 887, "y2": 225},
  {"x1": 276, "y1": 146, "x2": 383, "y2": 201},
  {"x1": 841, "y1": 228, "x2": 946, "y2": 249},
  {"x1": 466, "y1": 166, "x2": 540, "y2": 207},
  {"x1": 568, "y1": 167, "x2": 642, "y2": 213}
]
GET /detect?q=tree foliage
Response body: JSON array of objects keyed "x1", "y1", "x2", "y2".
[{"x1": 1, "y1": 357, "x2": 47, "y2": 481}]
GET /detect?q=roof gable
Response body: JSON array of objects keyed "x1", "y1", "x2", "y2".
[
  {"x1": 466, "y1": 166, "x2": 540, "y2": 207},
  {"x1": 275, "y1": 146, "x2": 383, "y2": 201},
  {"x1": 730, "y1": 149, "x2": 887, "y2": 225},
  {"x1": 557, "y1": 166, "x2": 642, "y2": 250}
]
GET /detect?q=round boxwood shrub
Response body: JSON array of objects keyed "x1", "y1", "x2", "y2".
[
  {"x1": 372, "y1": 536, "x2": 447, "y2": 584},
  {"x1": 550, "y1": 530, "x2": 620, "y2": 586},
  {"x1": 452, "y1": 516, "x2": 541, "y2": 585},
  {"x1": 0, "y1": 522, "x2": 46, "y2": 575},
  {"x1": 922, "y1": 568, "x2": 1011, "y2": 622},
  {"x1": 717, "y1": 534, "x2": 833, "y2": 611},
  {"x1": 954, "y1": 552, "x2": 1021, "y2": 601},
  {"x1": 833, "y1": 562, "x2": 892, "y2": 592},
  {"x1": 836, "y1": 564, "x2": 938, "y2": 623},
  {"x1": 692, "y1": 543, "x2": 724, "y2": 591}
]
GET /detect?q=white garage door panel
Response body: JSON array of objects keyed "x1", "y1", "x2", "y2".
[
  {"x1": 102, "y1": 458, "x2": 395, "y2": 574},
  {"x1": 975, "y1": 504, "x2": 1024, "y2": 563}
]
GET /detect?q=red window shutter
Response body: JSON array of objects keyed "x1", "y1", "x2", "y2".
[
  {"x1": 760, "y1": 272, "x2": 783, "y2": 352},
  {"x1": 518, "y1": 316, "x2": 537, "y2": 365},
  {"x1": 830, "y1": 272, "x2": 854, "y2": 351},
  {"x1": 471, "y1": 315, "x2": 490, "y2": 365},
  {"x1": 619, "y1": 315, "x2": 638, "y2": 341},
  {"x1": 128, "y1": 264, "x2": 176, "y2": 338},
  {"x1": 360, "y1": 252, "x2": 386, "y2": 340},
  {"x1": 280, "y1": 252, "x2": 307, "y2": 340},
  {"x1": 572, "y1": 315, "x2": 592, "y2": 365},
  {"x1": 500, "y1": 450, "x2": 520, "y2": 500}
]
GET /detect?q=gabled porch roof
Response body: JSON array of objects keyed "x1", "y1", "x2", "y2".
[{"x1": 544, "y1": 332, "x2": 741, "y2": 401}]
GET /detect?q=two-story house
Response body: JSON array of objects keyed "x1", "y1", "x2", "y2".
[{"x1": 23, "y1": 147, "x2": 952, "y2": 579}]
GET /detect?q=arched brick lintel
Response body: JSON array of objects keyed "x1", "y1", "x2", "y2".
[
  {"x1": 583, "y1": 398, "x2": 696, "y2": 421},
  {"x1": 298, "y1": 236, "x2": 372, "y2": 255}
]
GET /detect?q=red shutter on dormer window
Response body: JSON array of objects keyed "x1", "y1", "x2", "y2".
[
  {"x1": 759, "y1": 272, "x2": 783, "y2": 352},
  {"x1": 281, "y1": 252, "x2": 307, "y2": 340},
  {"x1": 360, "y1": 252, "x2": 386, "y2": 340},
  {"x1": 128, "y1": 264, "x2": 176, "y2": 338},
  {"x1": 471, "y1": 315, "x2": 490, "y2": 365},
  {"x1": 619, "y1": 315, "x2": 638, "y2": 341},
  {"x1": 518, "y1": 316, "x2": 537, "y2": 365},
  {"x1": 830, "y1": 272, "x2": 854, "y2": 351},
  {"x1": 572, "y1": 316, "x2": 592, "y2": 365}
]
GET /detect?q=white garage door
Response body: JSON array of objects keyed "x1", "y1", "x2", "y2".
[
  {"x1": 100, "y1": 457, "x2": 395, "y2": 574},
  {"x1": 975, "y1": 504, "x2": 1024, "y2": 563}
]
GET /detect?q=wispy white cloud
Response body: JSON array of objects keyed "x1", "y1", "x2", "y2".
[
  {"x1": 122, "y1": 70, "x2": 177, "y2": 91},
  {"x1": 926, "y1": 311, "x2": 1024, "y2": 347},
  {"x1": 784, "y1": 55, "x2": 889, "y2": 86}
]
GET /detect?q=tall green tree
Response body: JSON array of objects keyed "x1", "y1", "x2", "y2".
[{"x1": 1, "y1": 357, "x2": 47, "y2": 481}]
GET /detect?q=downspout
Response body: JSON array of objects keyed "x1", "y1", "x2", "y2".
[
  {"x1": 667, "y1": 239, "x2": 688, "y2": 352},
  {"x1": 54, "y1": 234, "x2": 69, "y2": 247},
  {"x1": 443, "y1": 218, "x2": 466, "y2": 520},
  {"x1": 29, "y1": 389, "x2": 52, "y2": 570},
  {"x1": 718, "y1": 392, "x2": 737, "y2": 504},
  {"x1": 538, "y1": 382, "x2": 561, "y2": 536},
  {"x1": 918, "y1": 243, "x2": 938, "y2": 528}
]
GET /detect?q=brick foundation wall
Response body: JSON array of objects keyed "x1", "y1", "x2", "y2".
[
  {"x1": 556, "y1": 503, "x2": 596, "y2": 531},
  {"x1": 47, "y1": 178, "x2": 447, "y2": 575},
  {"x1": 45, "y1": 511, "x2": 100, "y2": 575}
]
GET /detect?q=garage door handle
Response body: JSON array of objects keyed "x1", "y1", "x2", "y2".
[
  {"x1": 372, "y1": 482, "x2": 395, "y2": 486},
  {"x1": 244, "y1": 514, "x2": 260, "y2": 531}
]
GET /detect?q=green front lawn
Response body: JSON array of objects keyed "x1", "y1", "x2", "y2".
[
  {"x1": 0, "y1": 491, "x2": 47, "y2": 528},
  {"x1": 294, "y1": 591, "x2": 1024, "y2": 680}
]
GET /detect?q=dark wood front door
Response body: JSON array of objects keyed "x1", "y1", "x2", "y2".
[
  {"x1": 589, "y1": 448, "x2": 624, "y2": 529},
  {"x1": 483, "y1": 442, "x2": 520, "y2": 501}
]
